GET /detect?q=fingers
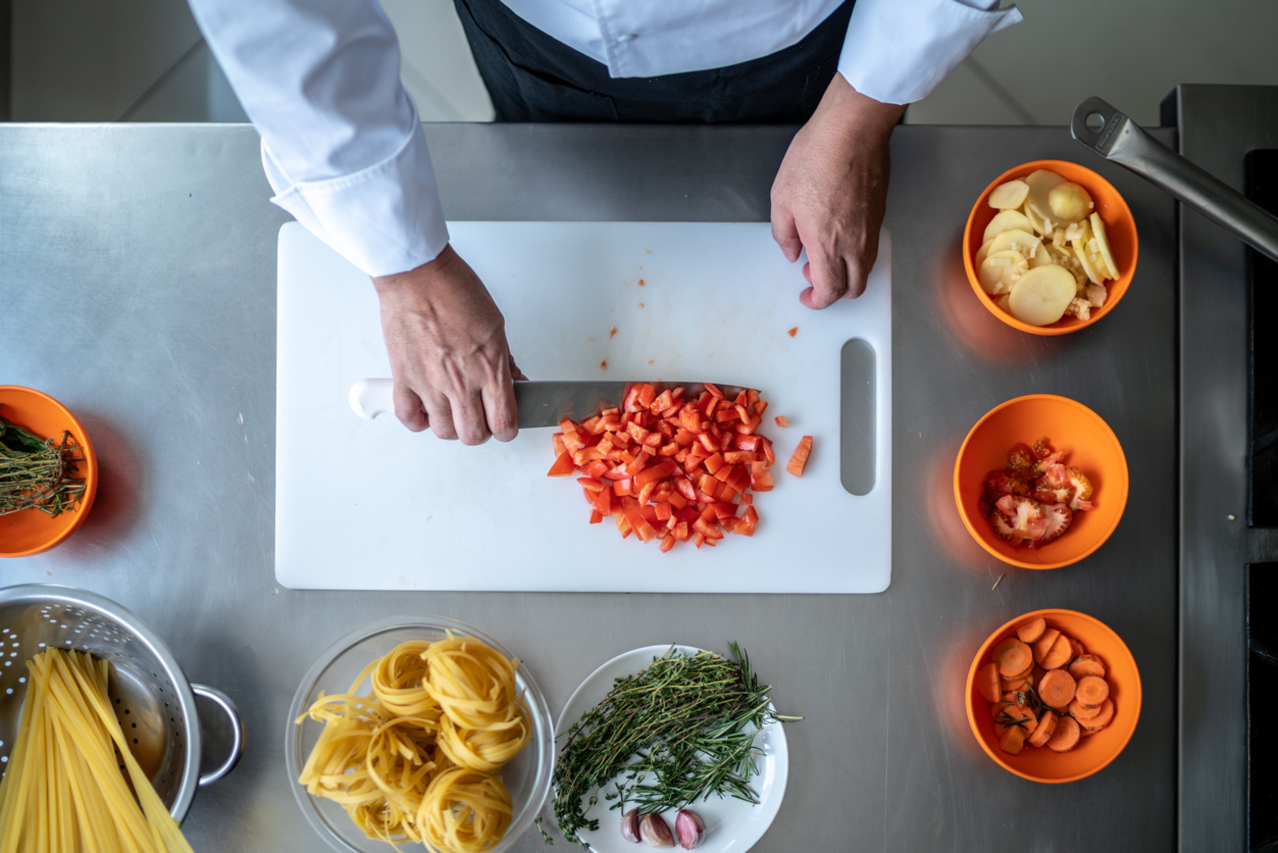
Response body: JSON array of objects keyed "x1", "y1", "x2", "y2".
[
  {"x1": 799, "y1": 243, "x2": 849, "y2": 310},
  {"x1": 483, "y1": 357, "x2": 519, "y2": 443},
  {"x1": 771, "y1": 207, "x2": 804, "y2": 263},
  {"x1": 420, "y1": 388, "x2": 459, "y2": 442},
  {"x1": 451, "y1": 389, "x2": 492, "y2": 446},
  {"x1": 393, "y1": 382, "x2": 429, "y2": 432}
]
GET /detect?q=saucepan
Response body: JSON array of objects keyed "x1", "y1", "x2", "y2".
[{"x1": 1071, "y1": 96, "x2": 1278, "y2": 263}]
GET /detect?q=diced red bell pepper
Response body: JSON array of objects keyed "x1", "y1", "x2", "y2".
[
  {"x1": 548, "y1": 451, "x2": 576, "y2": 477},
  {"x1": 786, "y1": 435, "x2": 813, "y2": 477}
]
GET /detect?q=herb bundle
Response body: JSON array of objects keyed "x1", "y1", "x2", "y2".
[
  {"x1": 0, "y1": 414, "x2": 86, "y2": 517},
  {"x1": 549, "y1": 643, "x2": 799, "y2": 848}
]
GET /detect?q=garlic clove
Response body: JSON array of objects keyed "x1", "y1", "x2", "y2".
[
  {"x1": 639, "y1": 814, "x2": 675, "y2": 848},
  {"x1": 675, "y1": 810, "x2": 706, "y2": 849},
  {"x1": 621, "y1": 809, "x2": 641, "y2": 843}
]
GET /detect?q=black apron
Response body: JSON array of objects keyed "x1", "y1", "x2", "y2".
[{"x1": 453, "y1": 0, "x2": 857, "y2": 123}]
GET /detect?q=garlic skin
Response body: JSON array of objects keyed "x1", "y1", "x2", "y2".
[
  {"x1": 675, "y1": 810, "x2": 706, "y2": 849},
  {"x1": 639, "y1": 814, "x2": 674, "y2": 848},
  {"x1": 621, "y1": 809, "x2": 641, "y2": 843}
]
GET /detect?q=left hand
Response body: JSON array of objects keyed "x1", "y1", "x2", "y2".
[{"x1": 770, "y1": 72, "x2": 906, "y2": 308}]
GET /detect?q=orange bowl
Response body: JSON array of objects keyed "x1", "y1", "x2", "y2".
[
  {"x1": 0, "y1": 386, "x2": 98, "y2": 557},
  {"x1": 954, "y1": 394, "x2": 1127, "y2": 569},
  {"x1": 965, "y1": 608, "x2": 1142, "y2": 783},
  {"x1": 963, "y1": 159, "x2": 1138, "y2": 335}
]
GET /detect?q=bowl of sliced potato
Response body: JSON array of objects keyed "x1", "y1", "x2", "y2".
[{"x1": 963, "y1": 160, "x2": 1137, "y2": 335}]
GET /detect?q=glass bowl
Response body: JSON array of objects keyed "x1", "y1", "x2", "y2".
[{"x1": 286, "y1": 616, "x2": 555, "y2": 853}]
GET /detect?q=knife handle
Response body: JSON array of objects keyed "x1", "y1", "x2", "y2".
[{"x1": 349, "y1": 378, "x2": 395, "y2": 419}]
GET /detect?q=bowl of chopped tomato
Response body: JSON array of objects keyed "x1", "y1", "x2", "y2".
[
  {"x1": 964, "y1": 608, "x2": 1142, "y2": 783},
  {"x1": 953, "y1": 394, "x2": 1127, "y2": 570},
  {"x1": 0, "y1": 386, "x2": 98, "y2": 558}
]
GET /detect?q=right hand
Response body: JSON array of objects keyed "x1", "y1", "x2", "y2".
[{"x1": 371, "y1": 246, "x2": 524, "y2": 445}]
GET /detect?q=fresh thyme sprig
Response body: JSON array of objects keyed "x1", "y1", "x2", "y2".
[
  {"x1": 0, "y1": 414, "x2": 86, "y2": 517},
  {"x1": 548, "y1": 643, "x2": 800, "y2": 848}
]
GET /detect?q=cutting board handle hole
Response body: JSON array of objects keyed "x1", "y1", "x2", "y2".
[{"x1": 840, "y1": 339, "x2": 876, "y2": 496}]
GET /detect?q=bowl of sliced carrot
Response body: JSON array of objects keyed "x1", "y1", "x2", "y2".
[
  {"x1": 954, "y1": 394, "x2": 1128, "y2": 570},
  {"x1": 965, "y1": 608, "x2": 1141, "y2": 783}
]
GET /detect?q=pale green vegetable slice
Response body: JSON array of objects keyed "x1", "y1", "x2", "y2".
[
  {"x1": 1008, "y1": 264, "x2": 1077, "y2": 326},
  {"x1": 1071, "y1": 236, "x2": 1105, "y2": 285},
  {"x1": 978, "y1": 249, "x2": 1028, "y2": 296},
  {"x1": 1089, "y1": 213, "x2": 1120, "y2": 279},
  {"x1": 1048, "y1": 181, "x2": 1094, "y2": 223},
  {"x1": 983, "y1": 210, "x2": 1033, "y2": 243},
  {"x1": 1022, "y1": 201, "x2": 1053, "y2": 237},
  {"x1": 1025, "y1": 170, "x2": 1066, "y2": 219},
  {"x1": 988, "y1": 180, "x2": 1030, "y2": 210}
]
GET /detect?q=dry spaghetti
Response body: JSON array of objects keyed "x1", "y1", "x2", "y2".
[
  {"x1": 297, "y1": 634, "x2": 530, "y2": 853},
  {"x1": 0, "y1": 649, "x2": 195, "y2": 853}
]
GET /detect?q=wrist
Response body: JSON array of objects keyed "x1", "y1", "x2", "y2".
[
  {"x1": 817, "y1": 73, "x2": 906, "y2": 140},
  {"x1": 371, "y1": 244, "x2": 460, "y2": 298}
]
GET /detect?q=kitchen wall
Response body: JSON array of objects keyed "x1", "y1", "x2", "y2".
[{"x1": 5, "y1": 0, "x2": 1278, "y2": 127}]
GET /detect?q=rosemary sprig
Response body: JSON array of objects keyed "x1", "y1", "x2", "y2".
[
  {"x1": 0, "y1": 413, "x2": 86, "y2": 517},
  {"x1": 548, "y1": 643, "x2": 800, "y2": 848}
]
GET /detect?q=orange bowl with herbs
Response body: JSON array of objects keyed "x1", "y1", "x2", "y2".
[
  {"x1": 0, "y1": 387, "x2": 98, "y2": 557},
  {"x1": 963, "y1": 159, "x2": 1138, "y2": 335}
]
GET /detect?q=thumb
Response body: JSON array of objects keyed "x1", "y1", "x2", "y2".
[{"x1": 799, "y1": 247, "x2": 848, "y2": 310}]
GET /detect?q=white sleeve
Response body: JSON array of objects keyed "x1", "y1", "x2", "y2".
[
  {"x1": 187, "y1": 0, "x2": 449, "y2": 277},
  {"x1": 837, "y1": 0, "x2": 1023, "y2": 106}
]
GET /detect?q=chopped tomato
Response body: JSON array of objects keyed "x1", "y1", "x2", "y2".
[
  {"x1": 786, "y1": 435, "x2": 813, "y2": 477},
  {"x1": 547, "y1": 382, "x2": 783, "y2": 552}
]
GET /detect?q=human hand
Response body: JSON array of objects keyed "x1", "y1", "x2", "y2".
[
  {"x1": 371, "y1": 245, "x2": 525, "y2": 444},
  {"x1": 770, "y1": 72, "x2": 906, "y2": 308}
]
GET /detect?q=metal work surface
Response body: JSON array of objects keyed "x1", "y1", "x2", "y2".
[
  {"x1": 0, "y1": 122, "x2": 1176, "y2": 849},
  {"x1": 1175, "y1": 84, "x2": 1278, "y2": 852}
]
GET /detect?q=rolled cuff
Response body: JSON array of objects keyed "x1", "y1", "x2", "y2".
[
  {"x1": 837, "y1": 0, "x2": 1022, "y2": 105},
  {"x1": 262, "y1": 112, "x2": 449, "y2": 278}
]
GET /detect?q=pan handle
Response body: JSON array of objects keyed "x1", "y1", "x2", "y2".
[
  {"x1": 193, "y1": 684, "x2": 245, "y2": 786},
  {"x1": 1071, "y1": 95, "x2": 1278, "y2": 263}
]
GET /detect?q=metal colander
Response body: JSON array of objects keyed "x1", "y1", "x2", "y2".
[{"x1": 0, "y1": 584, "x2": 243, "y2": 821}]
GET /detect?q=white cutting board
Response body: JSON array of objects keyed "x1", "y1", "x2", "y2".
[{"x1": 275, "y1": 221, "x2": 891, "y2": 593}]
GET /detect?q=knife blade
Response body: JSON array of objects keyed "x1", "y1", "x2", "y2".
[{"x1": 348, "y1": 378, "x2": 754, "y2": 428}]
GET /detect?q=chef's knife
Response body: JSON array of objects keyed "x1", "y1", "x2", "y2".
[{"x1": 348, "y1": 378, "x2": 753, "y2": 428}]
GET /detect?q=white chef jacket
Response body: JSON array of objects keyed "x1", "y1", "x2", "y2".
[{"x1": 189, "y1": 0, "x2": 1021, "y2": 278}]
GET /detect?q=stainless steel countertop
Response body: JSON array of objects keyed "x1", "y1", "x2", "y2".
[
  {"x1": 1175, "y1": 84, "x2": 1278, "y2": 852},
  {"x1": 0, "y1": 123, "x2": 1177, "y2": 850}
]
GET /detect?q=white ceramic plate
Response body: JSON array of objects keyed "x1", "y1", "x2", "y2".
[{"x1": 554, "y1": 645, "x2": 789, "y2": 853}]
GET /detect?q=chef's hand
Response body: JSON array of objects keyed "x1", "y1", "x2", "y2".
[
  {"x1": 770, "y1": 72, "x2": 906, "y2": 308},
  {"x1": 372, "y1": 245, "x2": 525, "y2": 444}
]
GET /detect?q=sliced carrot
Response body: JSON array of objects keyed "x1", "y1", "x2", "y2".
[
  {"x1": 1078, "y1": 698, "x2": 1115, "y2": 735},
  {"x1": 1068, "y1": 654, "x2": 1107, "y2": 680},
  {"x1": 1074, "y1": 675, "x2": 1110, "y2": 709},
  {"x1": 1027, "y1": 710, "x2": 1059, "y2": 748},
  {"x1": 1016, "y1": 617, "x2": 1047, "y2": 644},
  {"x1": 1068, "y1": 698, "x2": 1101, "y2": 721},
  {"x1": 1040, "y1": 634, "x2": 1073, "y2": 670},
  {"x1": 977, "y1": 662, "x2": 1002, "y2": 703},
  {"x1": 1069, "y1": 636, "x2": 1085, "y2": 660},
  {"x1": 785, "y1": 436, "x2": 813, "y2": 477},
  {"x1": 1046, "y1": 715, "x2": 1081, "y2": 752},
  {"x1": 999, "y1": 725, "x2": 1027, "y2": 755},
  {"x1": 1032, "y1": 628, "x2": 1061, "y2": 665},
  {"x1": 1001, "y1": 676, "x2": 1029, "y2": 692},
  {"x1": 1037, "y1": 669, "x2": 1077, "y2": 710},
  {"x1": 993, "y1": 638, "x2": 1033, "y2": 677}
]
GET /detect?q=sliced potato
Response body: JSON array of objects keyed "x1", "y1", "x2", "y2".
[
  {"x1": 1071, "y1": 237, "x2": 1105, "y2": 285},
  {"x1": 1025, "y1": 169, "x2": 1066, "y2": 219},
  {"x1": 987, "y1": 228, "x2": 1040, "y2": 258},
  {"x1": 978, "y1": 249, "x2": 1029, "y2": 295},
  {"x1": 989, "y1": 179, "x2": 1030, "y2": 210},
  {"x1": 1048, "y1": 182, "x2": 1093, "y2": 223},
  {"x1": 983, "y1": 210, "x2": 1034, "y2": 243},
  {"x1": 1008, "y1": 264, "x2": 1076, "y2": 326},
  {"x1": 996, "y1": 293, "x2": 1013, "y2": 313},
  {"x1": 1085, "y1": 283, "x2": 1108, "y2": 308},
  {"x1": 1089, "y1": 213, "x2": 1119, "y2": 279},
  {"x1": 1023, "y1": 201, "x2": 1053, "y2": 237},
  {"x1": 974, "y1": 239, "x2": 994, "y2": 267}
]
